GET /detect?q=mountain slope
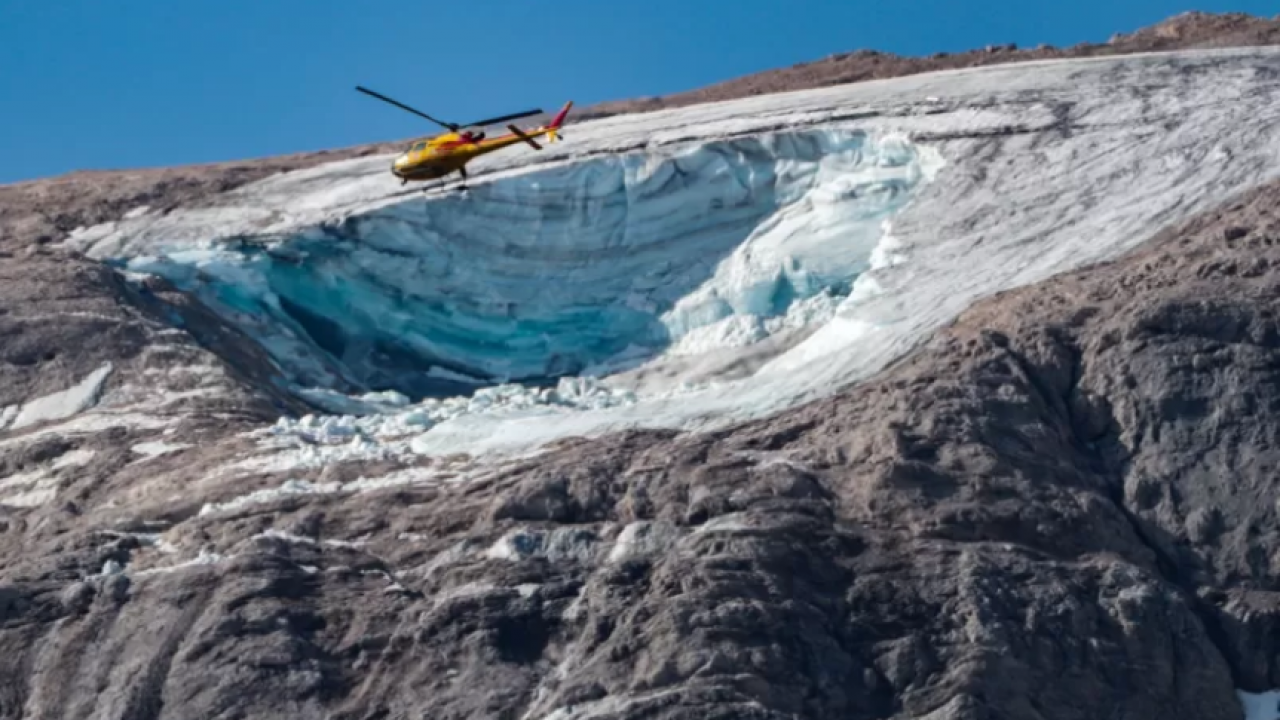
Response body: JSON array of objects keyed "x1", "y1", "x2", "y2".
[{"x1": 4, "y1": 11, "x2": 1280, "y2": 720}]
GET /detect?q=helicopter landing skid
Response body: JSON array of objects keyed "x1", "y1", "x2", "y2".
[{"x1": 418, "y1": 181, "x2": 470, "y2": 198}]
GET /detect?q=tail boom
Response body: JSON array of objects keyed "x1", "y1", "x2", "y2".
[{"x1": 474, "y1": 101, "x2": 574, "y2": 152}]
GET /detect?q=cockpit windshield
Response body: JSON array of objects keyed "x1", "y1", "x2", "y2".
[{"x1": 407, "y1": 141, "x2": 428, "y2": 155}]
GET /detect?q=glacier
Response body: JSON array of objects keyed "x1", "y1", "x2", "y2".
[
  {"x1": 105, "y1": 129, "x2": 931, "y2": 397},
  {"x1": 64, "y1": 46, "x2": 1280, "y2": 460}
]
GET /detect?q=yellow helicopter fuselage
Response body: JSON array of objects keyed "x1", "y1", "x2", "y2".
[{"x1": 391, "y1": 101, "x2": 572, "y2": 183}]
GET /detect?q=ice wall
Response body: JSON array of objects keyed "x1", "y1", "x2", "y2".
[{"x1": 118, "y1": 129, "x2": 932, "y2": 399}]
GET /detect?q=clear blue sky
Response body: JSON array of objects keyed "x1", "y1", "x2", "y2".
[{"x1": 1, "y1": 0, "x2": 1275, "y2": 184}]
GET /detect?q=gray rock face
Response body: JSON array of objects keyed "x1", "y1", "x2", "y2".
[{"x1": 4, "y1": 181, "x2": 1280, "y2": 719}]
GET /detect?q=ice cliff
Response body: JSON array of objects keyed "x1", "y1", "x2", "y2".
[{"x1": 101, "y1": 130, "x2": 930, "y2": 397}]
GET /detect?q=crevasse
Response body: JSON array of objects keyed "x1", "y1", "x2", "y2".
[{"x1": 119, "y1": 128, "x2": 930, "y2": 401}]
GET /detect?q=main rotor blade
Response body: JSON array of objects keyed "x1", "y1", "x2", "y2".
[
  {"x1": 464, "y1": 108, "x2": 544, "y2": 128},
  {"x1": 355, "y1": 86, "x2": 458, "y2": 131}
]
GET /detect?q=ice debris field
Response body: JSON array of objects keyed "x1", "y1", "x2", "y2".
[{"x1": 64, "y1": 47, "x2": 1280, "y2": 460}]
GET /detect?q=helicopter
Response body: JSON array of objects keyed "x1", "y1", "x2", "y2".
[{"x1": 356, "y1": 85, "x2": 573, "y2": 192}]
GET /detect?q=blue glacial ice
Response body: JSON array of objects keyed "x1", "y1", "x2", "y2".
[{"x1": 117, "y1": 128, "x2": 932, "y2": 402}]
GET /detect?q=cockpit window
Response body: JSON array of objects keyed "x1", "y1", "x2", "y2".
[{"x1": 408, "y1": 141, "x2": 427, "y2": 154}]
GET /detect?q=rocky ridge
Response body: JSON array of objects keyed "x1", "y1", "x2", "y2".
[{"x1": 579, "y1": 11, "x2": 1280, "y2": 118}]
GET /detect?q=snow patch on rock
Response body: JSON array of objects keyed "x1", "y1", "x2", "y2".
[
  {"x1": 131, "y1": 441, "x2": 192, "y2": 459},
  {"x1": 8, "y1": 363, "x2": 113, "y2": 430}
]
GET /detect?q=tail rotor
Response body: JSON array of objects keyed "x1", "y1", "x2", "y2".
[{"x1": 543, "y1": 101, "x2": 573, "y2": 144}]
